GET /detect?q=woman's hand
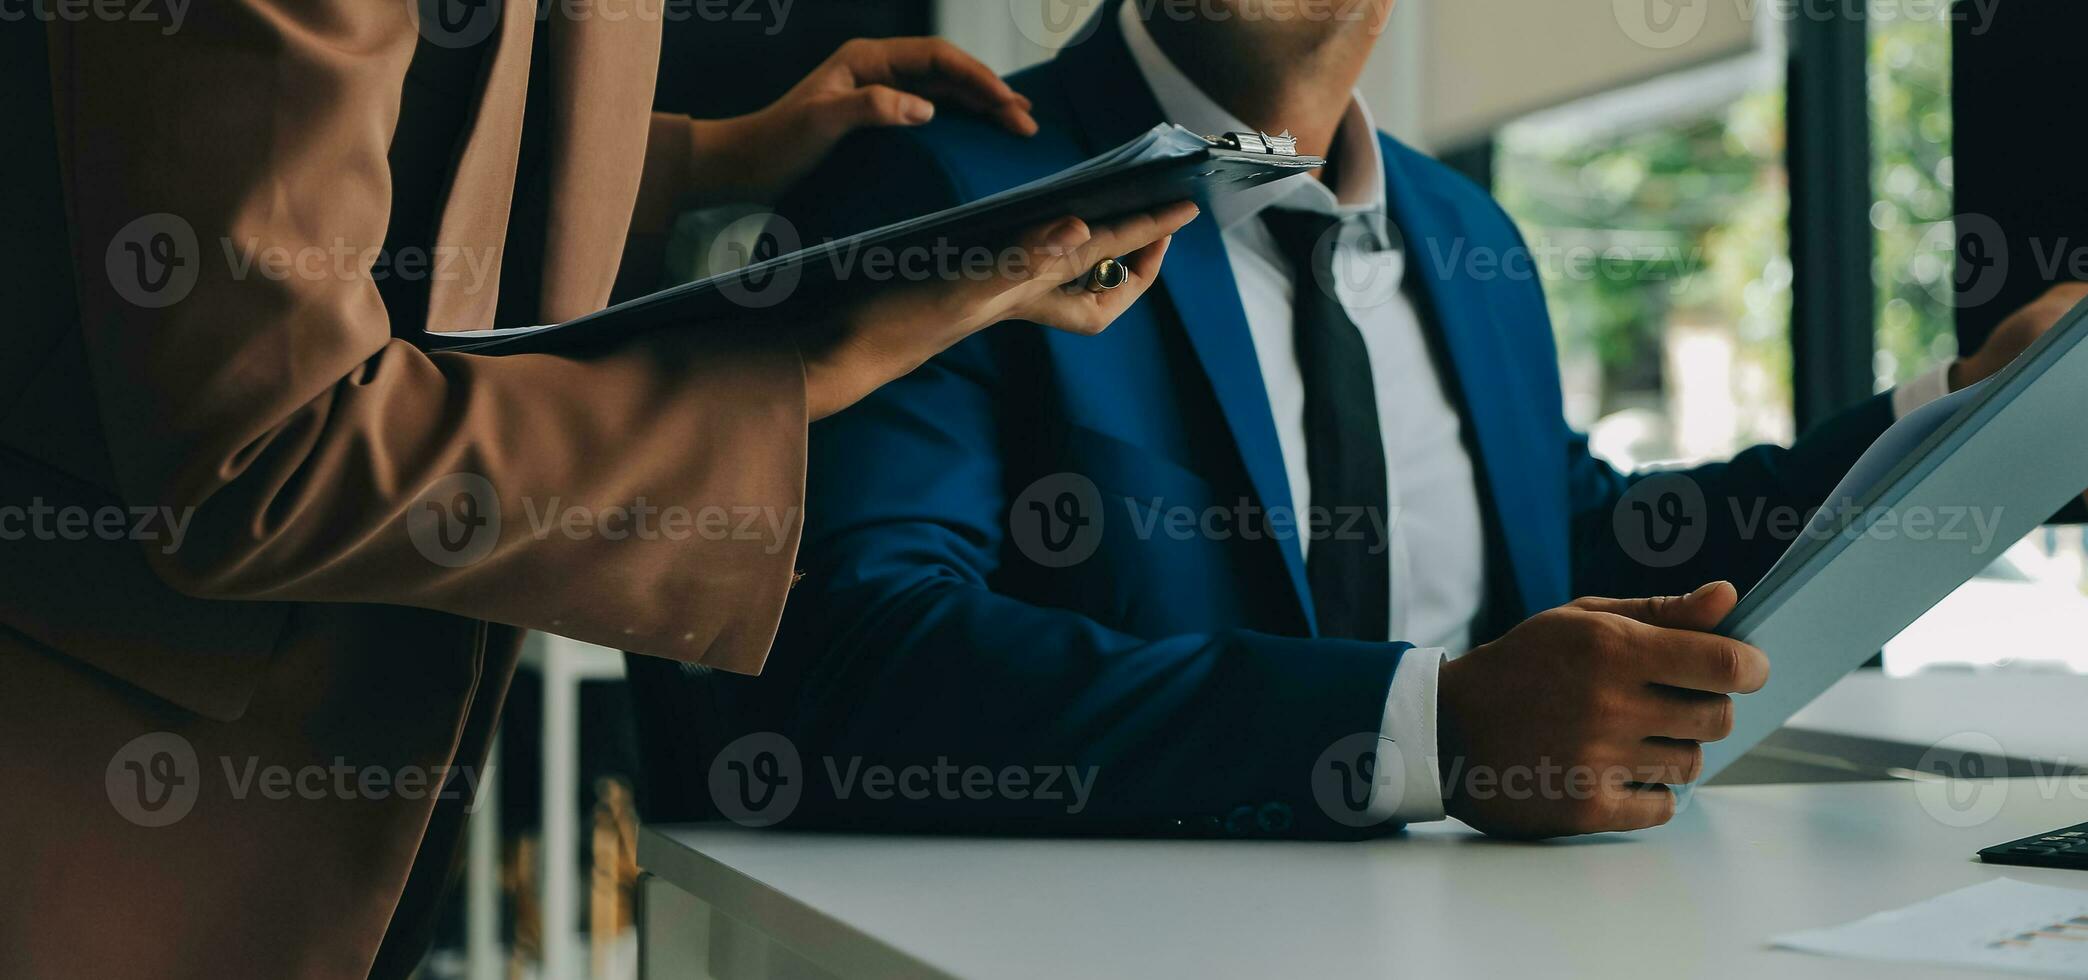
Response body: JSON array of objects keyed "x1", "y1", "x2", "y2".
[
  {"x1": 803, "y1": 201, "x2": 1202, "y2": 420},
  {"x1": 689, "y1": 37, "x2": 1037, "y2": 206}
]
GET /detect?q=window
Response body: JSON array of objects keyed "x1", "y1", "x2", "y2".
[
  {"x1": 1494, "y1": 58, "x2": 1793, "y2": 471},
  {"x1": 1869, "y1": 6, "x2": 1957, "y2": 390},
  {"x1": 1494, "y1": 11, "x2": 2088, "y2": 674},
  {"x1": 1869, "y1": 6, "x2": 2088, "y2": 673}
]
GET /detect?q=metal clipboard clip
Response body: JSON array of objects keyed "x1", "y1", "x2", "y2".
[{"x1": 1202, "y1": 130, "x2": 1301, "y2": 156}]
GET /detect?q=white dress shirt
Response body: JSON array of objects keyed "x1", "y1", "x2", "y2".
[{"x1": 1120, "y1": 2, "x2": 1951, "y2": 824}]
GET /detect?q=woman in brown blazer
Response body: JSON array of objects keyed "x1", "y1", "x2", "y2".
[{"x1": 2, "y1": 5, "x2": 1194, "y2": 978}]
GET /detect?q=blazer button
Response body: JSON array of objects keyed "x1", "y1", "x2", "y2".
[
  {"x1": 1257, "y1": 801, "x2": 1294, "y2": 834},
  {"x1": 1224, "y1": 804, "x2": 1258, "y2": 837}
]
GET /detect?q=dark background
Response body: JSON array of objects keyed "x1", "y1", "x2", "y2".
[
  {"x1": 1952, "y1": 1, "x2": 2087, "y2": 350},
  {"x1": 653, "y1": 0, "x2": 933, "y2": 118}
]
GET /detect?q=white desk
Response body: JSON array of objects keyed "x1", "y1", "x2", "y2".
[{"x1": 638, "y1": 778, "x2": 2088, "y2": 980}]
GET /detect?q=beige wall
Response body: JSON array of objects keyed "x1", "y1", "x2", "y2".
[
  {"x1": 952, "y1": 1, "x2": 1759, "y2": 151},
  {"x1": 1411, "y1": 0, "x2": 1757, "y2": 148}
]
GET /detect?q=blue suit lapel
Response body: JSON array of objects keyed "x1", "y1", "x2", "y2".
[
  {"x1": 1380, "y1": 136, "x2": 1568, "y2": 619},
  {"x1": 1047, "y1": 5, "x2": 1320, "y2": 631}
]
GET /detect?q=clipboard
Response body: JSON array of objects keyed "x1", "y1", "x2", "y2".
[{"x1": 427, "y1": 125, "x2": 1324, "y2": 355}]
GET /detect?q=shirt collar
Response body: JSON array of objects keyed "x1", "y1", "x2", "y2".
[{"x1": 1118, "y1": 0, "x2": 1388, "y2": 236}]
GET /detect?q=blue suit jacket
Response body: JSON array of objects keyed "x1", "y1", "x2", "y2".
[{"x1": 668, "y1": 6, "x2": 1895, "y2": 838}]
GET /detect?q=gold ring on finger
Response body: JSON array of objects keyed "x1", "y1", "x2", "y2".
[{"x1": 1085, "y1": 257, "x2": 1128, "y2": 293}]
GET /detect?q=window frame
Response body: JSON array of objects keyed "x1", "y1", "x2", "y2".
[{"x1": 1786, "y1": 7, "x2": 1880, "y2": 429}]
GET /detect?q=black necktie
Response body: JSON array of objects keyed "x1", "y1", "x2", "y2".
[{"x1": 1261, "y1": 209, "x2": 1391, "y2": 641}]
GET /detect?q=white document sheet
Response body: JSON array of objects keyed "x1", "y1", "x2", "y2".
[
  {"x1": 1773, "y1": 879, "x2": 2088, "y2": 977},
  {"x1": 1696, "y1": 297, "x2": 2088, "y2": 784},
  {"x1": 1750, "y1": 378, "x2": 1989, "y2": 590}
]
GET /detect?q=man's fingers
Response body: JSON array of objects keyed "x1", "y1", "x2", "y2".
[
  {"x1": 1634, "y1": 628, "x2": 1769, "y2": 695},
  {"x1": 1629, "y1": 737, "x2": 1708, "y2": 785},
  {"x1": 1602, "y1": 785, "x2": 1680, "y2": 833},
  {"x1": 1642, "y1": 689, "x2": 1737, "y2": 743},
  {"x1": 2044, "y1": 282, "x2": 2088, "y2": 305},
  {"x1": 1572, "y1": 581, "x2": 1737, "y2": 631}
]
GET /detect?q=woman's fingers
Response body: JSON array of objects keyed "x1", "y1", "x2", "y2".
[
  {"x1": 808, "y1": 203, "x2": 1189, "y2": 419},
  {"x1": 1094, "y1": 232, "x2": 1177, "y2": 321},
  {"x1": 1018, "y1": 215, "x2": 1185, "y2": 336},
  {"x1": 832, "y1": 37, "x2": 1036, "y2": 136},
  {"x1": 1022, "y1": 216, "x2": 1094, "y2": 262},
  {"x1": 1035, "y1": 201, "x2": 1199, "y2": 288},
  {"x1": 1020, "y1": 239, "x2": 1169, "y2": 335},
  {"x1": 828, "y1": 84, "x2": 938, "y2": 133},
  {"x1": 1116, "y1": 231, "x2": 1171, "y2": 289}
]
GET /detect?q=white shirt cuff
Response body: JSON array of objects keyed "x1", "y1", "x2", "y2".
[
  {"x1": 1363, "y1": 647, "x2": 1447, "y2": 824},
  {"x1": 1891, "y1": 362, "x2": 1954, "y2": 419}
]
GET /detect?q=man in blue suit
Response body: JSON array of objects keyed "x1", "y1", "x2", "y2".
[{"x1": 641, "y1": 0, "x2": 2080, "y2": 839}]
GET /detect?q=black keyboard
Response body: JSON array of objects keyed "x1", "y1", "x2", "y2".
[{"x1": 1981, "y1": 823, "x2": 2088, "y2": 870}]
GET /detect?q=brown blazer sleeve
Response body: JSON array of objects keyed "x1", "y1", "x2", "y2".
[{"x1": 51, "y1": 4, "x2": 804, "y2": 675}]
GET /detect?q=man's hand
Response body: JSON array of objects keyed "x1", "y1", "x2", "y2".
[
  {"x1": 1436, "y1": 582, "x2": 1767, "y2": 840},
  {"x1": 687, "y1": 37, "x2": 1036, "y2": 206},
  {"x1": 1949, "y1": 282, "x2": 2088, "y2": 391},
  {"x1": 1947, "y1": 282, "x2": 2088, "y2": 507}
]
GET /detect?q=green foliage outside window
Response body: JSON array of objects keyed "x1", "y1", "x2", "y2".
[
  {"x1": 1492, "y1": 11, "x2": 1954, "y2": 432},
  {"x1": 1871, "y1": 12, "x2": 1958, "y2": 387}
]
